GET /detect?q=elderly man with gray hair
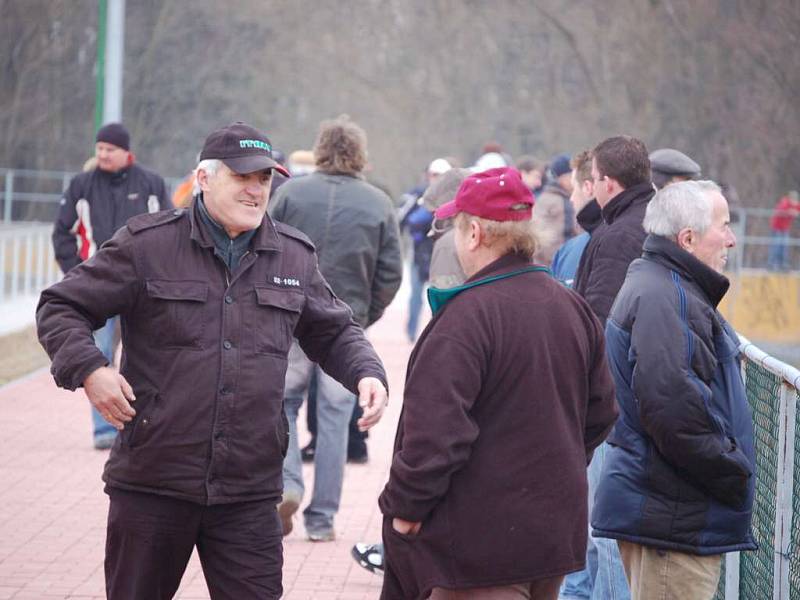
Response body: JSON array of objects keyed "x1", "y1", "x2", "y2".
[{"x1": 591, "y1": 180, "x2": 756, "y2": 600}]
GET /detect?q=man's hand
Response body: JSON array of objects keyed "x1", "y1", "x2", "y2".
[
  {"x1": 356, "y1": 376, "x2": 388, "y2": 432},
  {"x1": 392, "y1": 518, "x2": 421, "y2": 536},
  {"x1": 84, "y1": 366, "x2": 136, "y2": 430}
]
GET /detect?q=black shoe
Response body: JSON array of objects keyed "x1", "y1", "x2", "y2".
[
  {"x1": 300, "y1": 442, "x2": 315, "y2": 463},
  {"x1": 347, "y1": 449, "x2": 369, "y2": 464}
]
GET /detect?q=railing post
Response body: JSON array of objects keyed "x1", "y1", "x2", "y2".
[
  {"x1": 24, "y1": 230, "x2": 33, "y2": 296},
  {"x1": 773, "y1": 383, "x2": 796, "y2": 600},
  {"x1": 725, "y1": 552, "x2": 741, "y2": 599},
  {"x1": 0, "y1": 235, "x2": 5, "y2": 301},
  {"x1": 10, "y1": 233, "x2": 19, "y2": 298},
  {"x1": 4, "y1": 169, "x2": 14, "y2": 223}
]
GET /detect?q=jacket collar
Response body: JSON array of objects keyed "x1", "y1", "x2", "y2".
[
  {"x1": 577, "y1": 199, "x2": 603, "y2": 234},
  {"x1": 643, "y1": 234, "x2": 730, "y2": 307},
  {"x1": 189, "y1": 193, "x2": 282, "y2": 253},
  {"x1": 602, "y1": 182, "x2": 655, "y2": 225}
]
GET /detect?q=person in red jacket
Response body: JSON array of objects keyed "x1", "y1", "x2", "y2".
[
  {"x1": 768, "y1": 190, "x2": 800, "y2": 270},
  {"x1": 379, "y1": 167, "x2": 618, "y2": 600}
]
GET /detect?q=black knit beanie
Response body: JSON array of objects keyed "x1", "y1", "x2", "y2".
[{"x1": 96, "y1": 122, "x2": 130, "y2": 151}]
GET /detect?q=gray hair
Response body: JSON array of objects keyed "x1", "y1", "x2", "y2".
[
  {"x1": 455, "y1": 213, "x2": 537, "y2": 260},
  {"x1": 643, "y1": 180, "x2": 721, "y2": 237},
  {"x1": 194, "y1": 159, "x2": 224, "y2": 195}
]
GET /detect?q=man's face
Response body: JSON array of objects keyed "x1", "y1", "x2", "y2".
[
  {"x1": 558, "y1": 172, "x2": 574, "y2": 194},
  {"x1": 521, "y1": 169, "x2": 543, "y2": 191},
  {"x1": 569, "y1": 171, "x2": 592, "y2": 213},
  {"x1": 591, "y1": 158, "x2": 610, "y2": 207},
  {"x1": 95, "y1": 142, "x2": 129, "y2": 172},
  {"x1": 689, "y1": 192, "x2": 736, "y2": 273},
  {"x1": 198, "y1": 163, "x2": 273, "y2": 238}
]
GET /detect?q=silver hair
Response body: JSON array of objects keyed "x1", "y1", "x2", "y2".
[
  {"x1": 194, "y1": 159, "x2": 224, "y2": 195},
  {"x1": 643, "y1": 179, "x2": 721, "y2": 237}
]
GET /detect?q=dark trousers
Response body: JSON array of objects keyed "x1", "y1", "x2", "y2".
[{"x1": 106, "y1": 488, "x2": 283, "y2": 599}]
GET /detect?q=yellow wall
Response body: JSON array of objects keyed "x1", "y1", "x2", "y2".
[{"x1": 720, "y1": 271, "x2": 800, "y2": 344}]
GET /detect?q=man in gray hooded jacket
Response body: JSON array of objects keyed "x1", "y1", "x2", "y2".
[{"x1": 269, "y1": 115, "x2": 403, "y2": 541}]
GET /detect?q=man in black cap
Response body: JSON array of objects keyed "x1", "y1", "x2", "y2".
[
  {"x1": 52, "y1": 121, "x2": 170, "y2": 449},
  {"x1": 37, "y1": 121, "x2": 390, "y2": 599}
]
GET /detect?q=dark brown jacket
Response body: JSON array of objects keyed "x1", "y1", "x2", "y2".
[
  {"x1": 37, "y1": 204, "x2": 386, "y2": 505},
  {"x1": 573, "y1": 182, "x2": 655, "y2": 326},
  {"x1": 378, "y1": 253, "x2": 617, "y2": 599}
]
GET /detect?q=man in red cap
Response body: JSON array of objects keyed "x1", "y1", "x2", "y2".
[
  {"x1": 52, "y1": 121, "x2": 171, "y2": 449},
  {"x1": 378, "y1": 167, "x2": 618, "y2": 600},
  {"x1": 38, "y1": 121, "x2": 390, "y2": 598}
]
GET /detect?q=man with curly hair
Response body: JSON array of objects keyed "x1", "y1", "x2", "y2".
[{"x1": 269, "y1": 115, "x2": 403, "y2": 541}]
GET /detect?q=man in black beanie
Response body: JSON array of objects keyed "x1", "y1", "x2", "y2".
[{"x1": 52, "y1": 121, "x2": 171, "y2": 449}]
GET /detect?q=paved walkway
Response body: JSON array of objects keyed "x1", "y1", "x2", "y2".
[{"x1": 0, "y1": 296, "x2": 420, "y2": 599}]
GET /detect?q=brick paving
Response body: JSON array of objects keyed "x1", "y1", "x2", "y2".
[{"x1": 0, "y1": 298, "x2": 419, "y2": 599}]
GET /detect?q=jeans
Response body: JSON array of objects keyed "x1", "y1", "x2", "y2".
[
  {"x1": 91, "y1": 317, "x2": 118, "y2": 439},
  {"x1": 768, "y1": 230, "x2": 790, "y2": 270},
  {"x1": 588, "y1": 442, "x2": 630, "y2": 600},
  {"x1": 407, "y1": 263, "x2": 425, "y2": 342},
  {"x1": 282, "y1": 342, "x2": 357, "y2": 534}
]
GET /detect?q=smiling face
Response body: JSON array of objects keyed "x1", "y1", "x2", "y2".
[
  {"x1": 198, "y1": 162, "x2": 273, "y2": 238},
  {"x1": 684, "y1": 191, "x2": 736, "y2": 272}
]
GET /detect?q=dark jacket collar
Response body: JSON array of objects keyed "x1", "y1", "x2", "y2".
[
  {"x1": 643, "y1": 234, "x2": 730, "y2": 307},
  {"x1": 602, "y1": 182, "x2": 655, "y2": 225},
  {"x1": 96, "y1": 164, "x2": 131, "y2": 185},
  {"x1": 577, "y1": 199, "x2": 603, "y2": 234},
  {"x1": 466, "y1": 252, "x2": 533, "y2": 284},
  {"x1": 189, "y1": 193, "x2": 282, "y2": 253}
]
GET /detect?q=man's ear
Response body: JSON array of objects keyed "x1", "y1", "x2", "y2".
[
  {"x1": 582, "y1": 179, "x2": 593, "y2": 199},
  {"x1": 468, "y1": 219, "x2": 482, "y2": 251},
  {"x1": 196, "y1": 168, "x2": 211, "y2": 192},
  {"x1": 677, "y1": 227, "x2": 694, "y2": 253}
]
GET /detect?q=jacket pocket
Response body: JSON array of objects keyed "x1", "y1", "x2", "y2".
[
  {"x1": 145, "y1": 279, "x2": 209, "y2": 349},
  {"x1": 252, "y1": 286, "x2": 304, "y2": 356},
  {"x1": 123, "y1": 390, "x2": 159, "y2": 449}
]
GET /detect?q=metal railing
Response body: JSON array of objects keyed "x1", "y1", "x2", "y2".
[
  {"x1": 0, "y1": 223, "x2": 61, "y2": 302},
  {"x1": 0, "y1": 167, "x2": 182, "y2": 223},
  {"x1": 717, "y1": 335, "x2": 800, "y2": 600}
]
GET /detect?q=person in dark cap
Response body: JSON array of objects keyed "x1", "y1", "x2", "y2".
[
  {"x1": 52, "y1": 121, "x2": 171, "y2": 449},
  {"x1": 37, "y1": 121, "x2": 390, "y2": 598},
  {"x1": 532, "y1": 152, "x2": 576, "y2": 265},
  {"x1": 649, "y1": 148, "x2": 701, "y2": 189},
  {"x1": 379, "y1": 167, "x2": 618, "y2": 600}
]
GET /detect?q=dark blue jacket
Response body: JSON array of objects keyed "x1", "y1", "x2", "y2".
[{"x1": 592, "y1": 234, "x2": 756, "y2": 555}]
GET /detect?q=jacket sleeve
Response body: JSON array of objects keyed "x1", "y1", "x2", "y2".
[
  {"x1": 37, "y1": 227, "x2": 142, "y2": 391},
  {"x1": 52, "y1": 177, "x2": 83, "y2": 274},
  {"x1": 582, "y1": 231, "x2": 644, "y2": 326},
  {"x1": 294, "y1": 254, "x2": 387, "y2": 393},
  {"x1": 583, "y1": 307, "x2": 618, "y2": 458},
  {"x1": 629, "y1": 291, "x2": 752, "y2": 508},
  {"x1": 378, "y1": 319, "x2": 484, "y2": 523},
  {"x1": 366, "y1": 210, "x2": 403, "y2": 327}
]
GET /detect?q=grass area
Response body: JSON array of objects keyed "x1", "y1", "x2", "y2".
[{"x1": 0, "y1": 325, "x2": 49, "y2": 386}]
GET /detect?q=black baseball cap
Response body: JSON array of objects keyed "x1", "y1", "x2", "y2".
[{"x1": 200, "y1": 122, "x2": 290, "y2": 177}]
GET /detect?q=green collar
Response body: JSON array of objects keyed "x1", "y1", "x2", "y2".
[{"x1": 427, "y1": 265, "x2": 551, "y2": 315}]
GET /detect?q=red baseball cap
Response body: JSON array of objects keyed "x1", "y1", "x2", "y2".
[{"x1": 434, "y1": 167, "x2": 533, "y2": 221}]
